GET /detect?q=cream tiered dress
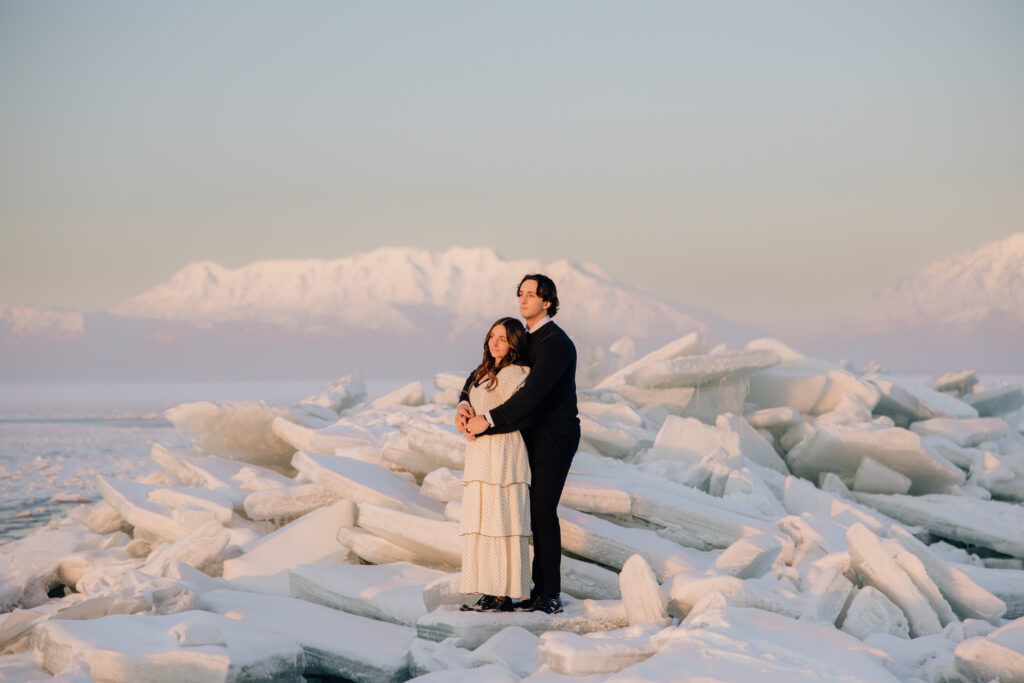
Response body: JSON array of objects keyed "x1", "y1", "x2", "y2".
[{"x1": 460, "y1": 364, "x2": 531, "y2": 599}]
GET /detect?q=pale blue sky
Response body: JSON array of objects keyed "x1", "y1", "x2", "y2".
[{"x1": 1, "y1": 0, "x2": 1021, "y2": 328}]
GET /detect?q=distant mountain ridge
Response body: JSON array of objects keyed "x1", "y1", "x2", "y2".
[
  {"x1": 3, "y1": 248, "x2": 752, "y2": 380},
  {"x1": 802, "y1": 233, "x2": 1024, "y2": 371},
  {"x1": 109, "y1": 247, "x2": 730, "y2": 344},
  {"x1": 3, "y1": 238, "x2": 1020, "y2": 379},
  {"x1": 838, "y1": 233, "x2": 1024, "y2": 331}
]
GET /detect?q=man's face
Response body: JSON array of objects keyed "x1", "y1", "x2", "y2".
[{"x1": 518, "y1": 279, "x2": 549, "y2": 321}]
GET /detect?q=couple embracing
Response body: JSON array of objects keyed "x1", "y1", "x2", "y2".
[{"x1": 455, "y1": 274, "x2": 580, "y2": 615}]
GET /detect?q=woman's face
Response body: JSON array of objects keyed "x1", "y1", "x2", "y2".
[{"x1": 488, "y1": 324, "x2": 511, "y2": 362}]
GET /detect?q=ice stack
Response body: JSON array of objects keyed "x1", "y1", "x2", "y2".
[{"x1": 2, "y1": 343, "x2": 1024, "y2": 682}]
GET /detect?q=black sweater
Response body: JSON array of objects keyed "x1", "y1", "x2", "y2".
[{"x1": 460, "y1": 321, "x2": 579, "y2": 435}]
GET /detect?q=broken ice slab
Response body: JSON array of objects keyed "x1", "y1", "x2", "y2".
[
  {"x1": 559, "y1": 506, "x2": 713, "y2": 580},
  {"x1": 143, "y1": 484, "x2": 234, "y2": 526},
  {"x1": 852, "y1": 457, "x2": 912, "y2": 495},
  {"x1": 200, "y1": 589, "x2": 414, "y2": 682},
  {"x1": 560, "y1": 474, "x2": 633, "y2": 517},
  {"x1": 879, "y1": 374, "x2": 979, "y2": 420},
  {"x1": 853, "y1": 491, "x2": 1024, "y2": 559},
  {"x1": 867, "y1": 376, "x2": 938, "y2": 425},
  {"x1": 337, "y1": 527, "x2": 426, "y2": 567},
  {"x1": 624, "y1": 349, "x2": 780, "y2": 390},
  {"x1": 746, "y1": 406, "x2": 802, "y2": 432},
  {"x1": 142, "y1": 519, "x2": 230, "y2": 577},
  {"x1": 400, "y1": 420, "x2": 467, "y2": 471},
  {"x1": 0, "y1": 526, "x2": 108, "y2": 612},
  {"x1": 150, "y1": 444, "x2": 293, "y2": 511},
  {"x1": 642, "y1": 414, "x2": 787, "y2": 475},
  {"x1": 785, "y1": 423, "x2": 964, "y2": 495},
  {"x1": 289, "y1": 561, "x2": 445, "y2": 627},
  {"x1": 561, "y1": 555, "x2": 623, "y2": 600},
  {"x1": 963, "y1": 383, "x2": 1024, "y2": 417},
  {"x1": 841, "y1": 585, "x2": 910, "y2": 640},
  {"x1": 420, "y1": 467, "x2": 464, "y2": 503},
  {"x1": 954, "y1": 617, "x2": 1024, "y2": 683},
  {"x1": 595, "y1": 332, "x2": 708, "y2": 390},
  {"x1": 416, "y1": 599, "x2": 629, "y2": 649},
  {"x1": 371, "y1": 381, "x2": 425, "y2": 408},
  {"x1": 630, "y1": 482, "x2": 784, "y2": 552},
  {"x1": 291, "y1": 450, "x2": 445, "y2": 519},
  {"x1": 297, "y1": 371, "x2": 366, "y2": 414},
  {"x1": 662, "y1": 572, "x2": 804, "y2": 620},
  {"x1": 910, "y1": 416, "x2": 1009, "y2": 447},
  {"x1": 624, "y1": 606, "x2": 900, "y2": 682},
  {"x1": 62, "y1": 567, "x2": 201, "y2": 620},
  {"x1": 950, "y1": 563, "x2": 1024, "y2": 620},
  {"x1": 712, "y1": 533, "x2": 783, "y2": 580},
  {"x1": 969, "y1": 451, "x2": 1024, "y2": 503},
  {"x1": 242, "y1": 483, "x2": 342, "y2": 522},
  {"x1": 748, "y1": 367, "x2": 881, "y2": 417},
  {"x1": 271, "y1": 415, "x2": 375, "y2": 454},
  {"x1": 887, "y1": 525, "x2": 1006, "y2": 624},
  {"x1": 784, "y1": 476, "x2": 900, "y2": 536},
  {"x1": 931, "y1": 369, "x2": 978, "y2": 397},
  {"x1": 222, "y1": 500, "x2": 356, "y2": 595},
  {"x1": 776, "y1": 514, "x2": 851, "y2": 566},
  {"x1": 618, "y1": 555, "x2": 669, "y2": 626},
  {"x1": 165, "y1": 400, "x2": 297, "y2": 470},
  {"x1": 95, "y1": 476, "x2": 198, "y2": 543},
  {"x1": 31, "y1": 610, "x2": 305, "y2": 682},
  {"x1": 920, "y1": 435, "x2": 978, "y2": 470},
  {"x1": 537, "y1": 622, "x2": 666, "y2": 675},
  {"x1": 56, "y1": 546, "x2": 133, "y2": 590},
  {"x1": 579, "y1": 416, "x2": 650, "y2": 460},
  {"x1": 609, "y1": 385, "x2": 696, "y2": 416},
  {"x1": 356, "y1": 502, "x2": 462, "y2": 569}
]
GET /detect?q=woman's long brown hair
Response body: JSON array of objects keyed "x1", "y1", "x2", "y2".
[{"x1": 472, "y1": 317, "x2": 527, "y2": 390}]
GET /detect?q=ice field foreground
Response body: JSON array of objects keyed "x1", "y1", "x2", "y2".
[{"x1": 2, "y1": 336, "x2": 1024, "y2": 682}]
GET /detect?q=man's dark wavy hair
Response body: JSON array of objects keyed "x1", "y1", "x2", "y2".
[{"x1": 518, "y1": 273, "x2": 559, "y2": 317}]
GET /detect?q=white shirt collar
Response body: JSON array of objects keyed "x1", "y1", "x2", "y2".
[{"x1": 527, "y1": 315, "x2": 552, "y2": 334}]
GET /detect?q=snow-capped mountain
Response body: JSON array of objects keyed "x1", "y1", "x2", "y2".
[
  {"x1": 3, "y1": 248, "x2": 752, "y2": 381},
  {"x1": 842, "y1": 233, "x2": 1024, "y2": 331},
  {"x1": 0, "y1": 305, "x2": 85, "y2": 341},
  {"x1": 110, "y1": 247, "x2": 726, "y2": 344},
  {"x1": 802, "y1": 233, "x2": 1024, "y2": 371}
]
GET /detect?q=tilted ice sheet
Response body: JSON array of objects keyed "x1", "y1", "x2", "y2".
[
  {"x1": 288, "y1": 561, "x2": 444, "y2": 627},
  {"x1": 292, "y1": 450, "x2": 444, "y2": 519},
  {"x1": 199, "y1": 589, "x2": 414, "y2": 682},
  {"x1": 854, "y1": 491, "x2": 1024, "y2": 559},
  {"x1": 165, "y1": 400, "x2": 297, "y2": 470},
  {"x1": 610, "y1": 606, "x2": 898, "y2": 682},
  {"x1": 30, "y1": 610, "x2": 305, "y2": 683},
  {"x1": 221, "y1": 499, "x2": 356, "y2": 595},
  {"x1": 786, "y1": 423, "x2": 964, "y2": 495},
  {"x1": 417, "y1": 599, "x2": 629, "y2": 649}
]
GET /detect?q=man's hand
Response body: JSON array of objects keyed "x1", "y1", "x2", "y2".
[
  {"x1": 466, "y1": 415, "x2": 489, "y2": 437},
  {"x1": 455, "y1": 403, "x2": 475, "y2": 434}
]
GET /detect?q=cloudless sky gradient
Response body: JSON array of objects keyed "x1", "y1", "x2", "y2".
[{"x1": 1, "y1": 1, "x2": 1021, "y2": 329}]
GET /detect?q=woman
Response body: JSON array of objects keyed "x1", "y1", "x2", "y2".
[{"x1": 459, "y1": 317, "x2": 531, "y2": 612}]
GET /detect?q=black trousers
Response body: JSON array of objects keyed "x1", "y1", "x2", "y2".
[{"x1": 523, "y1": 423, "x2": 580, "y2": 597}]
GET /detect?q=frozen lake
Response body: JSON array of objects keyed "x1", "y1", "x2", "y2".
[{"x1": 0, "y1": 379, "x2": 425, "y2": 540}]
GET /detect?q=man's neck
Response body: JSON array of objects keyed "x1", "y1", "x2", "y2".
[{"x1": 526, "y1": 315, "x2": 551, "y2": 333}]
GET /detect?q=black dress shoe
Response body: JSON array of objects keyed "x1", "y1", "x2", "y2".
[
  {"x1": 513, "y1": 595, "x2": 536, "y2": 612},
  {"x1": 527, "y1": 593, "x2": 563, "y2": 614},
  {"x1": 461, "y1": 595, "x2": 497, "y2": 612}
]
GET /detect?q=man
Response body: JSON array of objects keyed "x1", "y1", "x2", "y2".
[{"x1": 456, "y1": 274, "x2": 580, "y2": 614}]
